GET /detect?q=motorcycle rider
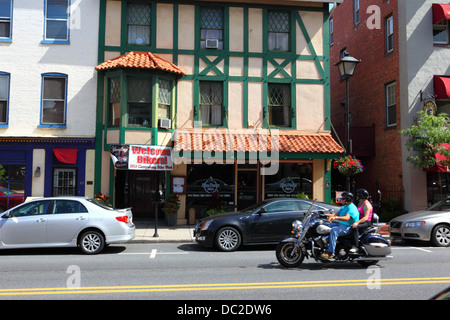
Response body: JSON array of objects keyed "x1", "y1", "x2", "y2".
[
  {"x1": 350, "y1": 188, "x2": 373, "y2": 253},
  {"x1": 321, "y1": 191, "x2": 359, "y2": 260}
]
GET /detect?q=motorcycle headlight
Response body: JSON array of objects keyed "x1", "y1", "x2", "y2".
[{"x1": 292, "y1": 220, "x2": 303, "y2": 230}]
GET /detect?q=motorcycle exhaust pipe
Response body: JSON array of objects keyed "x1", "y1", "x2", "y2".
[{"x1": 353, "y1": 256, "x2": 393, "y2": 261}]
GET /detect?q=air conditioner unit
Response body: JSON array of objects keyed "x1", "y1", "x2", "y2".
[
  {"x1": 205, "y1": 39, "x2": 219, "y2": 49},
  {"x1": 158, "y1": 118, "x2": 171, "y2": 129}
]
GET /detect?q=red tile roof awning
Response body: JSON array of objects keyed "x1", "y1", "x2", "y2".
[
  {"x1": 434, "y1": 76, "x2": 450, "y2": 100},
  {"x1": 95, "y1": 51, "x2": 185, "y2": 75},
  {"x1": 433, "y1": 3, "x2": 450, "y2": 24},
  {"x1": 174, "y1": 129, "x2": 344, "y2": 156}
]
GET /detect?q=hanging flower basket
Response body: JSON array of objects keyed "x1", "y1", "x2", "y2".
[{"x1": 333, "y1": 155, "x2": 365, "y2": 177}]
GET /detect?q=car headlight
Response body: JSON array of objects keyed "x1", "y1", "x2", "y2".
[
  {"x1": 201, "y1": 220, "x2": 213, "y2": 231},
  {"x1": 404, "y1": 221, "x2": 425, "y2": 228}
]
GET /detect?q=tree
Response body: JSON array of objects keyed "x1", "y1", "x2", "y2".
[{"x1": 400, "y1": 111, "x2": 450, "y2": 169}]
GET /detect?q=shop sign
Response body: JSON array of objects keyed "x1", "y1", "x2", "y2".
[
  {"x1": 110, "y1": 144, "x2": 173, "y2": 171},
  {"x1": 202, "y1": 177, "x2": 220, "y2": 193},
  {"x1": 280, "y1": 177, "x2": 297, "y2": 194}
]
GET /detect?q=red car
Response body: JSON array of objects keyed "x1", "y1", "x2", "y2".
[{"x1": 0, "y1": 186, "x2": 25, "y2": 212}]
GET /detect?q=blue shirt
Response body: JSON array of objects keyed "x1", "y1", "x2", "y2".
[{"x1": 336, "y1": 203, "x2": 359, "y2": 226}]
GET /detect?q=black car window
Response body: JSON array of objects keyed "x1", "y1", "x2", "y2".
[
  {"x1": 264, "y1": 201, "x2": 299, "y2": 213},
  {"x1": 53, "y1": 200, "x2": 88, "y2": 214},
  {"x1": 10, "y1": 200, "x2": 51, "y2": 217}
]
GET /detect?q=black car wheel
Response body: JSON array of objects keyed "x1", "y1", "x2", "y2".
[
  {"x1": 215, "y1": 227, "x2": 241, "y2": 252},
  {"x1": 79, "y1": 230, "x2": 105, "y2": 254},
  {"x1": 431, "y1": 224, "x2": 450, "y2": 247}
]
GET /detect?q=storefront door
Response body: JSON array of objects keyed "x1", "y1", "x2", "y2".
[{"x1": 237, "y1": 165, "x2": 259, "y2": 211}]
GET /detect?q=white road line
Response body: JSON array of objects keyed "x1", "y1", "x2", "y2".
[{"x1": 150, "y1": 249, "x2": 157, "y2": 259}]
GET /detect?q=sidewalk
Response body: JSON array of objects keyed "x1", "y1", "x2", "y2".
[
  {"x1": 132, "y1": 219, "x2": 195, "y2": 243},
  {"x1": 130, "y1": 220, "x2": 390, "y2": 243}
]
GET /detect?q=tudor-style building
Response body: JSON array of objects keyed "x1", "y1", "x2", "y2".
[{"x1": 95, "y1": 0, "x2": 343, "y2": 223}]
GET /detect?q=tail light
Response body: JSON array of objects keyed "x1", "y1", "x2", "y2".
[{"x1": 116, "y1": 216, "x2": 129, "y2": 223}]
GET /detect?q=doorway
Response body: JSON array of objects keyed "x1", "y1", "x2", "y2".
[
  {"x1": 115, "y1": 170, "x2": 164, "y2": 219},
  {"x1": 236, "y1": 164, "x2": 260, "y2": 211}
]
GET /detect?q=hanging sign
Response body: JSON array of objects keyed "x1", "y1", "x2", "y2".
[{"x1": 110, "y1": 145, "x2": 173, "y2": 171}]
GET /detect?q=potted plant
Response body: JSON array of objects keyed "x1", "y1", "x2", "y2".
[{"x1": 162, "y1": 194, "x2": 180, "y2": 226}]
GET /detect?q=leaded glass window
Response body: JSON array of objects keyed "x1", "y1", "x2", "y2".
[
  {"x1": 200, "y1": 7, "x2": 223, "y2": 49},
  {"x1": 200, "y1": 81, "x2": 223, "y2": 126},
  {"x1": 268, "y1": 11, "x2": 289, "y2": 52},
  {"x1": 128, "y1": 77, "x2": 151, "y2": 126},
  {"x1": 108, "y1": 77, "x2": 121, "y2": 127},
  {"x1": 158, "y1": 79, "x2": 171, "y2": 121},
  {"x1": 127, "y1": 3, "x2": 151, "y2": 45},
  {"x1": 268, "y1": 83, "x2": 290, "y2": 127}
]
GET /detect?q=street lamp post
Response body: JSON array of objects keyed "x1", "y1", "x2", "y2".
[{"x1": 335, "y1": 51, "x2": 360, "y2": 191}]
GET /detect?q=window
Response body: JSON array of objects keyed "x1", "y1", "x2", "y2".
[
  {"x1": 158, "y1": 79, "x2": 172, "y2": 125},
  {"x1": 385, "y1": 82, "x2": 396, "y2": 127},
  {"x1": 53, "y1": 200, "x2": 87, "y2": 214},
  {"x1": 0, "y1": 0, "x2": 12, "y2": 40},
  {"x1": 199, "y1": 81, "x2": 223, "y2": 126},
  {"x1": 108, "y1": 77, "x2": 121, "y2": 127},
  {"x1": 268, "y1": 11, "x2": 290, "y2": 52},
  {"x1": 41, "y1": 74, "x2": 67, "y2": 126},
  {"x1": 53, "y1": 168, "x2": 76, "y2": 196},
  {"x1": 268, "y1": 83, "x2": 291, "y2": 127},
  {"x1": 0, "y1": 72, "x2": 9, "y2": 125},
  {"x1": 386, "y1": 15, "x2": 394, "y2": 52},
  {"x1": 44, "y1": 0, "x2": 69, "y2": 43},
  {"x1": 127, "y1": 3, "x2": 151, "y2": 45},
  {"x1": 200, "y1": 7, "x2": 223, "y2": 50},
  {"x1": 11, "y1": 200, "x2": 51, "y2": 217},
  {"x1": 353, "y1": 0, "x2": 360, "y2": 25},
  {"x1": 127, "y1": 77, "x2": 152, "y2": 126},
  {"x1": 434, "y1": 19, "x2": 449, "y2": 44}
]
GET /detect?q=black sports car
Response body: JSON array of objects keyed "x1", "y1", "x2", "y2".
[{"x1": 193, "y1": 198, "x2": 340, "y2": 251}]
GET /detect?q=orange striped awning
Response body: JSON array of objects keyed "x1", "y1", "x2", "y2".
[{"x1": 174, "y1": 129, "x2": 344, "y2": 155}]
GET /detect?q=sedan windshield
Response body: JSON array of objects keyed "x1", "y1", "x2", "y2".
[{"x1": 426, "y1": 199, "x2": 450, "y2": 212}]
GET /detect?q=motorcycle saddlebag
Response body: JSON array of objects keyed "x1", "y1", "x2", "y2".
[{"x1": 361, "y1": 234, "x2": 391, "y2": 257}]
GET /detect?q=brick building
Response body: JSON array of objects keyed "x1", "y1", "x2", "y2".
[{"x1": 330, "y1": 0, "x2": 450, "y2": 212}]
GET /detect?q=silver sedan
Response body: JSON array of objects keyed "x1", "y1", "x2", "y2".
[
  {"x1": 0, "y1": 197, "x2": 135, "y2": 254},
  {"x1": 389, "y1": 198, "x2": 450, "y2": 247}
]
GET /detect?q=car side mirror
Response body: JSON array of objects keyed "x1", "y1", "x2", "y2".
[{"x1": 257, "y1": 208, "x2": 266, "y2": 215}]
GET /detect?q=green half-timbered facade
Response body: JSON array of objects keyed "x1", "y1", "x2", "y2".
[{"x1": 95, "y1": 0, "x2": 343, "y2": 222}]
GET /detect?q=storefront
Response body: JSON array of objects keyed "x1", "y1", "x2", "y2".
[
  {"x1": 173, "y1": 128, "x2": 344, "y2": 223},
  {"x1": 0, "y1": 137, "x2": 95, "y2": 206}
]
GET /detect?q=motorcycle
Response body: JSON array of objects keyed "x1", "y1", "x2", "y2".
[{"x1": 276, "y1": 206, "x2": 392, "y2": 268}]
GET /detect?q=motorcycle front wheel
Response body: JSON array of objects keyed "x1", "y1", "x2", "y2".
[{"x1": 276, "y1": 242, "x2": 305, "y2": 268}]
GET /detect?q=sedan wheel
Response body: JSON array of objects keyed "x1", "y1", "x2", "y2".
[
  {"x1": 431, "y1": 224, "x2": 450, "y2": 247},
  {"x1": 79, "y1": 230, "x2": 105, "y2": 254},
  {"x1": 215, "y1": 227, "x2": 241, "y2": 252}
]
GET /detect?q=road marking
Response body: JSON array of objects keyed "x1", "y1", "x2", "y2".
[
  {"x1": 150, "y1": 249, "x2": 157, "y2": 259},
  {"x1": 1, "y1": 277, "x2": 449, "y2": 296},
  {"x1": 392, "y1": 247, "x2": 433, "y2": 253}
]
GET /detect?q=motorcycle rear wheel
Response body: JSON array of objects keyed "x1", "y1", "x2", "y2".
[{"x1": 276, "y1": 242, "x2": 305, "y2": 268}]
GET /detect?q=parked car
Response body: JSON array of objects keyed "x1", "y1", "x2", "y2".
[
  {"x1": 389, "y1": 198, "x2": 450, "y2": 247},
  {"x1": 0, "y1": 186, "x2": 25, "y2": 212},
  {"x1": 0, "y1": 197, "x2": 135, "y2": 254},
  {"x1": 193, "y1": 198, "x2": 339, "y2": 251}
]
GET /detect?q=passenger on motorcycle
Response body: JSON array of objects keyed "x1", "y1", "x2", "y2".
[
  {"x1": 350, "y1": 188, "x2": 374, "y2": 253},
  {"x1": 320, "y1": 191, "x2": 359, "y2": 260}
]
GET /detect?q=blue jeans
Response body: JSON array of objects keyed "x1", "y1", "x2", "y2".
[{"x1": 327, "y1": 223, "x2": 352, "y2": 254}]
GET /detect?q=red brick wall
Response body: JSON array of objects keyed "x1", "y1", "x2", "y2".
[{"x1": 330, "y1": 0, "x2": 403, "y2": 207}]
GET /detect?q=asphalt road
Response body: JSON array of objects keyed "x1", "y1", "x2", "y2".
[{"x1": 0, "y1": 242, "x2": 449, "y2": 304}]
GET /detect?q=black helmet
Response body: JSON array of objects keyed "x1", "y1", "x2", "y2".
[
  {"x1": 341, "y1": 191, "x2": 354, "y2": 202},
  {"x1": 356, "y1": 188, "x2": 369, "y2": 199}
]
